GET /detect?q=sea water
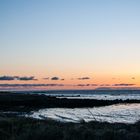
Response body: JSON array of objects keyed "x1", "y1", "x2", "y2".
[
  {"x1": 29, "y1": 90, "x2": 140, "y2": 100},
  {"x1": 22, "y1": 90, "x2": 140, "y2": 123},
  {"x1": 27, "y1": 103, "x2": 140, "y2": 124}
]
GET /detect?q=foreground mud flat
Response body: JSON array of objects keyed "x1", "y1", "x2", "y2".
[{"x1": 27, "y1": 103, "x2": 140, "y2": 124}]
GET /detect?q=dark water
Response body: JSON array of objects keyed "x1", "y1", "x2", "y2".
[
  {"x1": 16, "y1": 90, "x2": 140, "y2": 100},
  {"x1": 19, "y1": 90, "x2": 140, "y2": 94}
]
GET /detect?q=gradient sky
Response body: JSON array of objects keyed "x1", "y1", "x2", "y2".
[{"x1": 0, "y1": 0, "x2": 140, "y2": 90}]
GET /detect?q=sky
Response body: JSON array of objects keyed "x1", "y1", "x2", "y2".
[{"x1": 0, "y1": 0, "x2": 140, "y2": 90}]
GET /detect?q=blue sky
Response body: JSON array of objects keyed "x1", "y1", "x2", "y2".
[{"x1": 0, "y1": 0, "x2": 140, "y2": 89}]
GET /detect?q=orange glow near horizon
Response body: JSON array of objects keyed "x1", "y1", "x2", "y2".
[
  {"x1": 1, "y1": 1, "x2": 140, "y2": 90},
  {"x1": 0, "y1": 74, "x2": 140, "y2": 90}
]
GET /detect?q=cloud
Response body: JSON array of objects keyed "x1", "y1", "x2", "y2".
[
  {"x1": 76, "y1": 84, "x2": 98, "y2": 87},
  {"x1": 91, "y1": 84, "x2": 98, "y2": 86},
  {"x1": 112, "y1": 83, "x2": 136, "y2": 87},
  {"x1": 51, "y1": 77, "x2": 59, "y2": 80},
  {"x1": 47, "y1": 84, "x2": 64, "y2": 86},
  {"x1": 78, "y1": 77, "x2": 90, "y2": 80},
  {"x1": 77, "y1": 84, "x2": 87, "y2": 87},
  {"x1": 100, "y1": 84, "x2": 111, "y2": 87},
  {"x1": 95, "y1": 87, "x2": 112, "y2": 90},
  {"x1": 43, "y1": 77, "x2": 49, "y2": 80},
  {"x1": 131, "y1": 77, "x2": 135, "y2": 80},
  {"x1": 44, "y1": 77, "x2": 64, "y2": 80},
  {"x1": 0, "y1": 76, "x2": 16, "y2": 80},
  {"x1": 17, "y1": 76, "x2": 37, "y2": 81},
  {"x1": 0, "y1": 84, "x2": 64, "y2": 87},
  {"x1": 0, "y1": 76, "x2": 37, "y2": 81},
  {"x1": 76, "y1": 84, "x2": 91, "y2": 87}
]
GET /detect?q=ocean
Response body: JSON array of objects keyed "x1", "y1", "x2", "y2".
[
  {"x1": 23, "y1": 90, "x2": 140, "y2": 123},
  {"x1": 22, "y1": 90, "x2": 140, "y2": 100}
]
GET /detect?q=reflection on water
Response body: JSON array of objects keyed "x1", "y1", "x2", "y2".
[
  {"x1": 27, "y1": 103, "x2": 140, "y2": 124},
  {"x1": 37, "y1": 90, "x2": 140, "y2": 100},
  {"x1": 57, "y1": 94, "x2": 140, "y2": 100}
]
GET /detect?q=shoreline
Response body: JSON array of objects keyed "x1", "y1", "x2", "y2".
[{"x1": 0, "y1": 91, "x2": 140, "y2": 112}]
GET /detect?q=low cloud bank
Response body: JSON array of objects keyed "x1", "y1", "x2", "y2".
[
  {"x1": 0, "y1": 76, "x2": 16, "y2": 80},
  {"x1": 0, "y1": 76, "x2": 37, "y2": 81},
  {"x1": 112, "y1": 84, "x2": 136, "y2": 87},
  {"x1": 0, "y1": 84, "x2": 64, "y2": 87},
  {"x1": 17, "y1": 76, "x2": 37, "y2": 81},
  {"x1": 51, "y1": 77, "x2": 59, "y2": 80},
  {"x1": 78, "y1": 77, "x2": 90, "y2": 80},
  {"x1": 50, "y1": 77, "x2": 65, "y2": 81}
]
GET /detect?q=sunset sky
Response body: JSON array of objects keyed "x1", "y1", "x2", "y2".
[{"x1": 0, "y1": 0, "x2": 140, "y2": 90}]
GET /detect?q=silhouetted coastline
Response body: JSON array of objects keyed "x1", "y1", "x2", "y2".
[
  {"x1": 0, "y1": 91, "x2": 140, "y2": 140},
  {"x1": 0, "y1": 91, "x2": 140, "y2": 112}
]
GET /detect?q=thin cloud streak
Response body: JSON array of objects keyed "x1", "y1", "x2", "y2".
[
  {"x1": 17, "y1": 76, "x2": 37, "y2": 81},
  {"x1": 0, "y1": 76, "x2": 37, "y2": 81},
  {"x1": 0, "y1": 84, "x2": 64, "y2": 87},
  {"x1": 77, "y1": 77, "x2": 90, "y2": 80},
  {"x1": 0, "y1": 76, "x2": 16, "y2": 80},
  {"x1": 43, "y1": 77, "x2": 49, "y2": 80},
  {"x1": 112, "y1": 83, "x2": 136, "y2": 86},
  {"x1": 51, "y1": 77, "x2": 60, "y2": 80}
]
